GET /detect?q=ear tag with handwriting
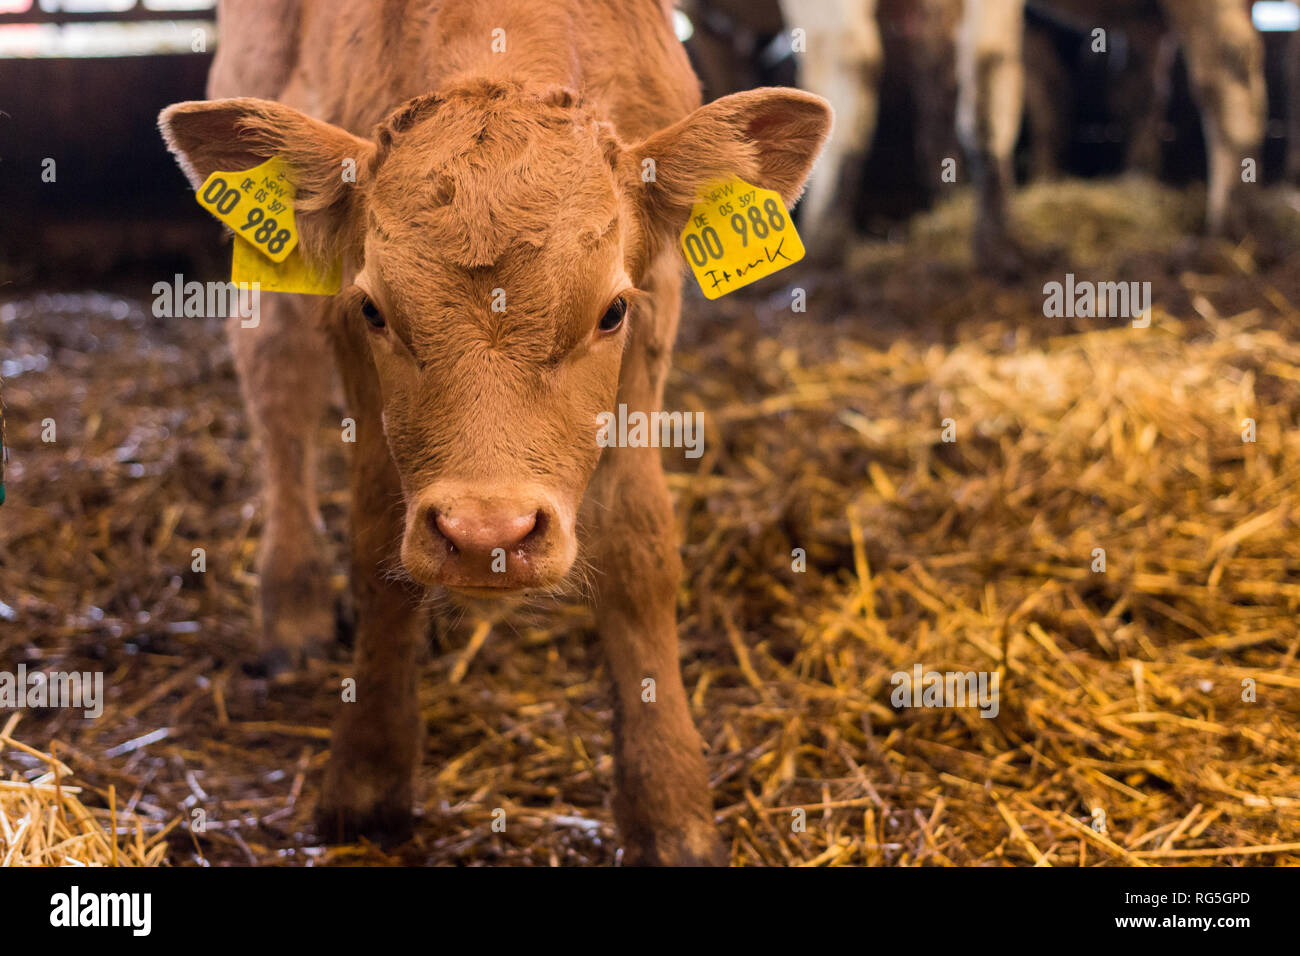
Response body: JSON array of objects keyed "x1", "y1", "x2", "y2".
[{"x1": 679, "y1": 176, "x2": 804, "y2": 299}]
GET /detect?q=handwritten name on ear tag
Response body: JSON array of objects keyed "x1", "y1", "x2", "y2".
[
  {"x1": 195, "y1": 156, "x2": 299, "y2": 263},
  {"x1": 679, "y1": 176, "x2": 804, "y2": 299}
]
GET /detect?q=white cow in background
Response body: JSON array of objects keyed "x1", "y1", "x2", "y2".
[
  {"x1": 690, "y1": 0, "x2": 1267, "y2": 272},
  {"x1": 957, "y1": 0, "x2": 1266, "y2": 274},
  {"x1": 777, "y1": 0, "x2": 884, "y2": 249}
]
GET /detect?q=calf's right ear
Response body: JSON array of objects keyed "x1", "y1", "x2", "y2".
[{"x1": 159, "y1": 98, "x2": 377, "y2": 263}]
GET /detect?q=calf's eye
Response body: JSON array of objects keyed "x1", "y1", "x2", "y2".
[
  {"x1": 360, "y1": 296, "x2": 386, "y2": 329},
  {"x1": 598, "y1": 297, "x2": 628, "y2": 333}
]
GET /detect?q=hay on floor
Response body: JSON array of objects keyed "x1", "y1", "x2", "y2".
[
  {"x1": 1, "y1": 177, "x2": 1298, "y2": 865},
  {"x1": 0, "y1": 715, "x2": 176, "y2": 866}
]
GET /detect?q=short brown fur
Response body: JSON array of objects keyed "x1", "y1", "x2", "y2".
[{"x1": 160, "y1": 0, "x2": 829, "y2": 865}]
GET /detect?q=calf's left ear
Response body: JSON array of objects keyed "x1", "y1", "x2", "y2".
[
  {"x1": 624, "y1": 88, "x2": 832, "y2": 249},
  {"x1": 159, "y1": 97, "x2": 377, "y2": 264}
]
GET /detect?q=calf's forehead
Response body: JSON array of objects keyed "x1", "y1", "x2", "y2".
[
  {"x1": 361, "y1": 194, "x2": 629, "y2": 361},
  {"x1": 358, "y1": 103, "x2": 631, "y2": 357},
  {"x1": 369, "y1": 234, "x2": 624, "y2": 345},
  {"x1": 366, "y1": 103, "x2": 622, "y2": 273}
]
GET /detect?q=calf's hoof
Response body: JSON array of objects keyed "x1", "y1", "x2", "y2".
[
  {"x1": 316, "y1": 763, "x2": 414, "y2": 847},
  {"x1": 255, "y1": 558, "x2": 336, "y2": 676},
  {"x1": 315, "y1": 800, "x2": 414, "y2": 848},
  {"x1": 620, "y1": 821, "x2": 727, "y2": 867}
]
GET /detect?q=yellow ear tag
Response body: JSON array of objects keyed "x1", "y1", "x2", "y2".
[
  {"x1": 231, "y1": 238, "x2": 342, "y2": 295},
  {"x1": 195, "y1": 156, "x2": 299, "y2": 263},
  {"x1": 679, "y1": 176, "x2": 805, "y2": 299},
  {"x1": 195, "y1": 156, "x2": 342, "y2": 295}
]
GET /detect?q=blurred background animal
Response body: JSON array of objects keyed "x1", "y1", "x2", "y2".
[
  {"x1": 684, "y1": 0, "x2": 1278, "y2": 275},
  {"x1": 958, "y1": 0, "x2": 1266, "y2": 274}
]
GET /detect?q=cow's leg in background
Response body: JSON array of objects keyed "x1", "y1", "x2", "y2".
[
  {"x1": 1160, "y1": 0, "x2": 1265, "y2": 235},
  {"x1": 911, "y1": 0, "x2": 964, "y2": 208},
  {"x1": 1289, "y1": 29, "x2": 1300, "y2": 184},
  {"x1": 580, "y1": 259, "x2": 723, "y2": 867},
  {"x1": 228, "y1": 296, "x2": 335, "y2": 675},
  {"x1": 780, "y1": 0, "x2": 882, "y2": 255},
  {"x1": 317, "y1": 309, "x2": 427, "y2": 843},
  {"x1": 957, "y1": 0, "x2": 1028, "y2": 276},
  {"x1": 1021, "y1": 24, "x2": 1068, "y2": 182},
  {"x1": 1123, "y1": 28, "x2": 1178, "y2": 179}
]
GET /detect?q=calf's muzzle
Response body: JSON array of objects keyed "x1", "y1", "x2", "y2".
[{"x1": 401, "y1": 482, "x2": 575, "y2": 593}]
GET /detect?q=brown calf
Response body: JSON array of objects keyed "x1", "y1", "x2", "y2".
[{"x1": 159, "y1": 0, "x2": 830, "y2": 865}]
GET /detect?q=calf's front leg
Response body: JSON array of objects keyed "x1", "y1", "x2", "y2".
[
  {"x1": 317, "y1": 326, "x2": 427, "y2": 844},
  {"x1": 584, "y1": 444, "x2": 724, "y2": 867}
]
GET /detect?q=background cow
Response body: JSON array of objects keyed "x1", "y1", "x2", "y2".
[
  {"x1": 959, "y1": 0, "x2": 1266, "y2": 273},
  {"x1": 694, "y1": 0, "x2": 1270, "y2": 272}
]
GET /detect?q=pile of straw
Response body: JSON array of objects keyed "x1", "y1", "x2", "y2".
[{"x1": 0, "y1": 716, "x2": 175, "y2": 866}]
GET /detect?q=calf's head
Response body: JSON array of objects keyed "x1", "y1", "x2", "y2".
[{"x1": 160, "y1": 81, "x2": 830, "y2": 597}]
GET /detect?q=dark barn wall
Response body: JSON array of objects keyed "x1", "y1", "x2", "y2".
[{"x1": 2, "y1": 52, "x2": 216, "y2": 287}]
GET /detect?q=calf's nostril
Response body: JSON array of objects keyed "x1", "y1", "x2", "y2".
[
  {"x1": 431, "y1": 511, "x2": 458, "y2": 553},
  {"x1": 511, "y1": 510, "x2": 540, "y2": 547},
  {"x1": 522, "y1": 509, "x2": 548, "y2": 546}
]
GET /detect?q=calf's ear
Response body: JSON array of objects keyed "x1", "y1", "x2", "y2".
[
  {"x1": 159, "y1": 97, "x2": 377, "y2": 263},
  {"x1": 624, "y1": 88, "x2": 832, "y2": 253}
]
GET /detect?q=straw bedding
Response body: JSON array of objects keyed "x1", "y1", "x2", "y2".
[{"x1": 1, "y1": 178, "x2": 1298, "y2": 865}]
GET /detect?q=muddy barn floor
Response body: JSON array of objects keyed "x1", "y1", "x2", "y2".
[{"x1": 3, "y1": 178, "x2": 1300, "y2": 866}]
